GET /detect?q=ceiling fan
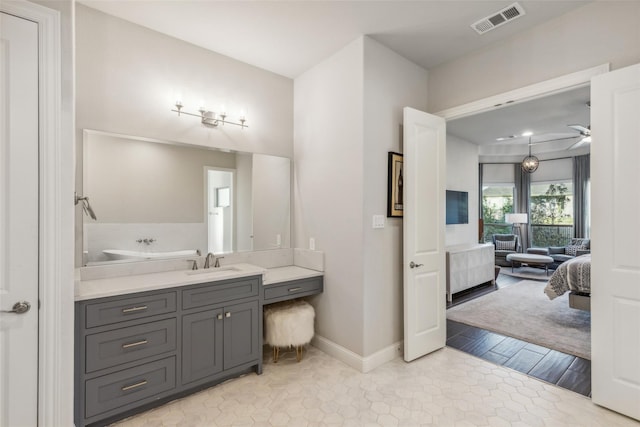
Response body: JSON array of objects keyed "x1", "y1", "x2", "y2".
[
  {"x1": 566, "y1": 124, "x2": 592, "y2": 149},
  {"x1": 496, "y1": 124, "x2": 591, "y2": 149}
]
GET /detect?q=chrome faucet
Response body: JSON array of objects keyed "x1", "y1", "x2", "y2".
[
  {"x1": 204, "y1": 252, "x2": 223, "y2": 268},
  {"x1": 187, "y1": 259, "x2": 198, "y2": 270},
  {"x1": 204, "y1": 252, "x2": 215, "y2": 269}
]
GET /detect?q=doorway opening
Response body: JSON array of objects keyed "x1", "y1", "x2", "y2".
[
  {"x1": 440, "y1": 71, "x2": 600, "y2": 398},
  {"x1": 207, "y1": 168, "x2": 234, "y2": 254}
]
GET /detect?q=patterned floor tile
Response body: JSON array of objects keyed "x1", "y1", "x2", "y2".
[{"x1": 111, "y1": 346, "x2": 638, "y2": 426}]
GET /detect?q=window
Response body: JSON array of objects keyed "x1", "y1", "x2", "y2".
[
  {"x1": 530, "y1": 181, "x2": 574, "y2": 247},
  {"x1": 482, "y1": 184, "x2": 514, "y2": 242}
]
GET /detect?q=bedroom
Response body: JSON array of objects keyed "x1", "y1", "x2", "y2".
[{"x1": 444, "y1": 84, "x2": 594, "y2": 395}]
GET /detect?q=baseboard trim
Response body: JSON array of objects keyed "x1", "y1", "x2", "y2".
[{"x1": 311, "y1": 335, "x2": 403, "y2": 373}]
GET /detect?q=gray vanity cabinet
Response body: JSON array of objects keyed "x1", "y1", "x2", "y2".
[
  {"x1": 222, "y1": 300, "x2": 260, "y2": 370},
  {"x1": 181, "y1": 308, "x2": 223, "y2": 384},
  {"x1": 75, "y1": 272, "x2": 324, "y2": 426},
  {"x1": 181, "y1": 300, "x2": 260, "y2": 386},
  {"x1": 263, "y1": 275, "x2": 324, "y2": 304},
  {"x1": 75, "y1": 290, "x2": 179, "y2": 427},
  {"x1": 76, "y1": 275, "x2": 262, "y2": 427}
]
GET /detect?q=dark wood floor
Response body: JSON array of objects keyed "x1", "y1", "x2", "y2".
[{"x1": 445, "y1": 273, "x2": 592, "y2": 397}]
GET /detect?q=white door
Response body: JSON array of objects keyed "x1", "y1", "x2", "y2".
[
  {"x1": 591, "y1": 64, "x2": 640, "y2": 421},
  {"x1": 403, "y1": 107, "x2": 447, "y2": 362},
  {"x1": 0, "y1": 11, "x2": 40, "y2": 426}
]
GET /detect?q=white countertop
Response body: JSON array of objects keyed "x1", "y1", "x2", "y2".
[
  {"x1": 75, "y1": 263, "x2": 323, "y2": 301},
  {"x1": 262, "y1": 265, "x2": 323, "y2": 285}
]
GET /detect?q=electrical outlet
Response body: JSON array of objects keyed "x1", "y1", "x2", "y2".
[
  {"x1": 309, "y1": 237, "x2": 315, "y2": 250},
  {"x1": 276, "y1": 234, "x2": 281, "y2": 246}
]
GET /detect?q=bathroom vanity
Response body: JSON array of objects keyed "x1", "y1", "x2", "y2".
[{"x1": 74, "y1": 264, "x2": 323, "y2": 427}]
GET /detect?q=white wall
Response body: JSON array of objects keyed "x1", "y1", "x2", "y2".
[
  {"x1": 445, "y1": 135, "x2": 479, "y2": 247},
  {"x1": 294, "y1": 38, "x2": 366, "y2": 356},
  {"x1": 294, "y1": 36, "x2": 429, "y2": 365},
  {"x1": 428, "y1": 1, "x2": 640, "y2": 112},
  {"x1": 362, "y1": 38, "x2": 428, "y2": 357},
  {"x1": 75, "y1": 5, "x2": 293, "y2": 157}
]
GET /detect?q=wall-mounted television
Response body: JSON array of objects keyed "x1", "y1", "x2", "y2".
[{"x1": 446, "y1": 190, "x2": 469, "y2": 225}]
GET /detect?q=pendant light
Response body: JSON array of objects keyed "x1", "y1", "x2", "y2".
[{"x1": 521, "y1": 136, "x2": 539, "y2": 173}]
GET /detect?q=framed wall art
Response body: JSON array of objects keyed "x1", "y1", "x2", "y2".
[{"x1": 387, "y1": 152, "x2": 403, "y2": 217}]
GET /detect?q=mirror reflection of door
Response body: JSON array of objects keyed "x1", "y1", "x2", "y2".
[{"x1": 207, "y1": 168, "x2": 234, "y2": 254}]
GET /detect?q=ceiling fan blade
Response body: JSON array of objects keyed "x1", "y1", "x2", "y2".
[
  {"x1": 530, "y1": 135, "x2": 580, "y2": 145},
  {"x1": 568, "y1": 137, "x2": 590, "y2": 150},
  {"x1": 568, "y1": 124, "x2": 591, "y2": 135}
]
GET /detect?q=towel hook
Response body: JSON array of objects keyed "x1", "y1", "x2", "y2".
[{"x1": 75, "y1": 192, "x2": 97, "y2": 220}]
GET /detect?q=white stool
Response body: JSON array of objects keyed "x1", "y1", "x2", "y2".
[{"x1": 264, "y1": 300, "x2": 315, "y2": 362}]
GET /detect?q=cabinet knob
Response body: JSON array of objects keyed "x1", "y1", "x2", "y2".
[
  {"x1": 225, "y1": 312, "x2": 231, "y2": 318},
  {"x1": 217, "y1": 313, "x2": 223, "y2": 320}
]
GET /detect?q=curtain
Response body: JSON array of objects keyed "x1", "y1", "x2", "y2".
[
  {"x1": 573, "y1": 154, "x2": 590, "y2": 238},
  {"x1": 478, "y1": 164, "x2": 484, "y2": 242},
  {"x1": 514, "y1": 164, "x2": 531, "y2": 250}
]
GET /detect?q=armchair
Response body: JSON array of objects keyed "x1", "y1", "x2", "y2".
[{"x1": 492, "y1": 234, "x2": 521, "y2": 267}]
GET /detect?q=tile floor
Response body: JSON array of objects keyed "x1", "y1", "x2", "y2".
[
  {"x1": 447, "y1": 320, "x2": 592, "y2": 397},
  {"x1": 445, "y1": 273, "x2": 592, "y2": 397},
  {"x1": 111, "y1": 345, "x2": 638, "y2": 426}
]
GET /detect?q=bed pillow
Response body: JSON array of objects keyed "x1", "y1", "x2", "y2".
[
  {"x1": 496, "y1": 240, "x2": 516, "y2": 251},
  {"x1": 570, "y1": 238, "x2": 590, "y2": 249},
  {"x1": 565, "y1": 245, "x2": 582, "y2": 256}
]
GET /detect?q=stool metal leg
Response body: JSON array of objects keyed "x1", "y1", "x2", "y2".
[
  {"x1": 296, "y1": 345, "x2": 303, "y2": 362},
  {"x1": 273, "y1": 346, "x2": 279, "y2": 363}
]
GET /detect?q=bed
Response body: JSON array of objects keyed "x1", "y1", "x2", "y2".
[{"x1": 544, "y1": 253, "x2": 591, "y2": 311}]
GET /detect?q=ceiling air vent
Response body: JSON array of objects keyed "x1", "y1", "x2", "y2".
[{"x1": 471, "y1": 2, "x2": 526, "y2": 35}]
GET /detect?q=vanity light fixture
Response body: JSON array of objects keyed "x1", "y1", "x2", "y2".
[{"x1": 172, "y1": 101, "x2": 247, "y2": 129}]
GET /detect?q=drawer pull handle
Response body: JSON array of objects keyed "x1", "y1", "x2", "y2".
[
  {"x1": 121, "y1": 380, "x2": 147, "y2": 392},
  {"x1": 122, "y1": 339, "x2": 148, "y2": 349},
  {"x1": 288, "y1": 287, "x2": 302, "y2": 292},
  {"x1": 122, "y1": 305, "x2": 148, "y2": 314}
]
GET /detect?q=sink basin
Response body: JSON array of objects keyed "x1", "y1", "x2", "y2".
[{"x1": 185, "y1": 266, "x2": 243, "y2": 277}]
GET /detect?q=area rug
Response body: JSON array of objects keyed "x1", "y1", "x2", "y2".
[
  {"x1": 447, "y1": 280, "x2": 591, "y2": 359},
  {"x1": 499, "y1": 265, "x2": 553, "y2": 281}
]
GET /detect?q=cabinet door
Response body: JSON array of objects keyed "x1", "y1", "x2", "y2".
[
  {"x1": 223, "y1": 300, "x2": 259, "y2": 370},
  {"x1": 181, "y1": 309, "x2": 223, "y2": 385}
]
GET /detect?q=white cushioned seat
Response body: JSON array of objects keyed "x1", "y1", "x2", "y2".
[{"x1": 264, "y1": 300, "x2": 315, "y2": 362}]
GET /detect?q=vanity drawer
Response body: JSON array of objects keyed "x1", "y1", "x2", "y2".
[
  {"x1": 85, "y1": 356, "x2": 176, "y2": 419},
  {"x1": 85, "y1": 318, "x2": 177, "y2": 373},
  {"x1": 182, "y1": 277, "x2": 259, "y2": 310},
  {"x1": 264, "y1": 276, "x2": 323, "y2": 302},
  {"x1": 85, "y1": 292, "x2": 177, "y2": 328}
]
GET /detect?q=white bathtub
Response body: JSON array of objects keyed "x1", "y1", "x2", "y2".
[{"x1": 103, "y1": 249, "x2": 200, "y2": 261}]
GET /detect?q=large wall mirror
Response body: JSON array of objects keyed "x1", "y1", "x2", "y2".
[{"x1": 82, "y1": 130, "x2": 291, "y2": 265}]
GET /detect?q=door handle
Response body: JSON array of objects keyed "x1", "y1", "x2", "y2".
[
  {"x1": 409, "y1": 262, "x2": 424, "y2": 269},
  {"x1": 1, "y1": 301, "x2": 31, "y2": 314}
]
